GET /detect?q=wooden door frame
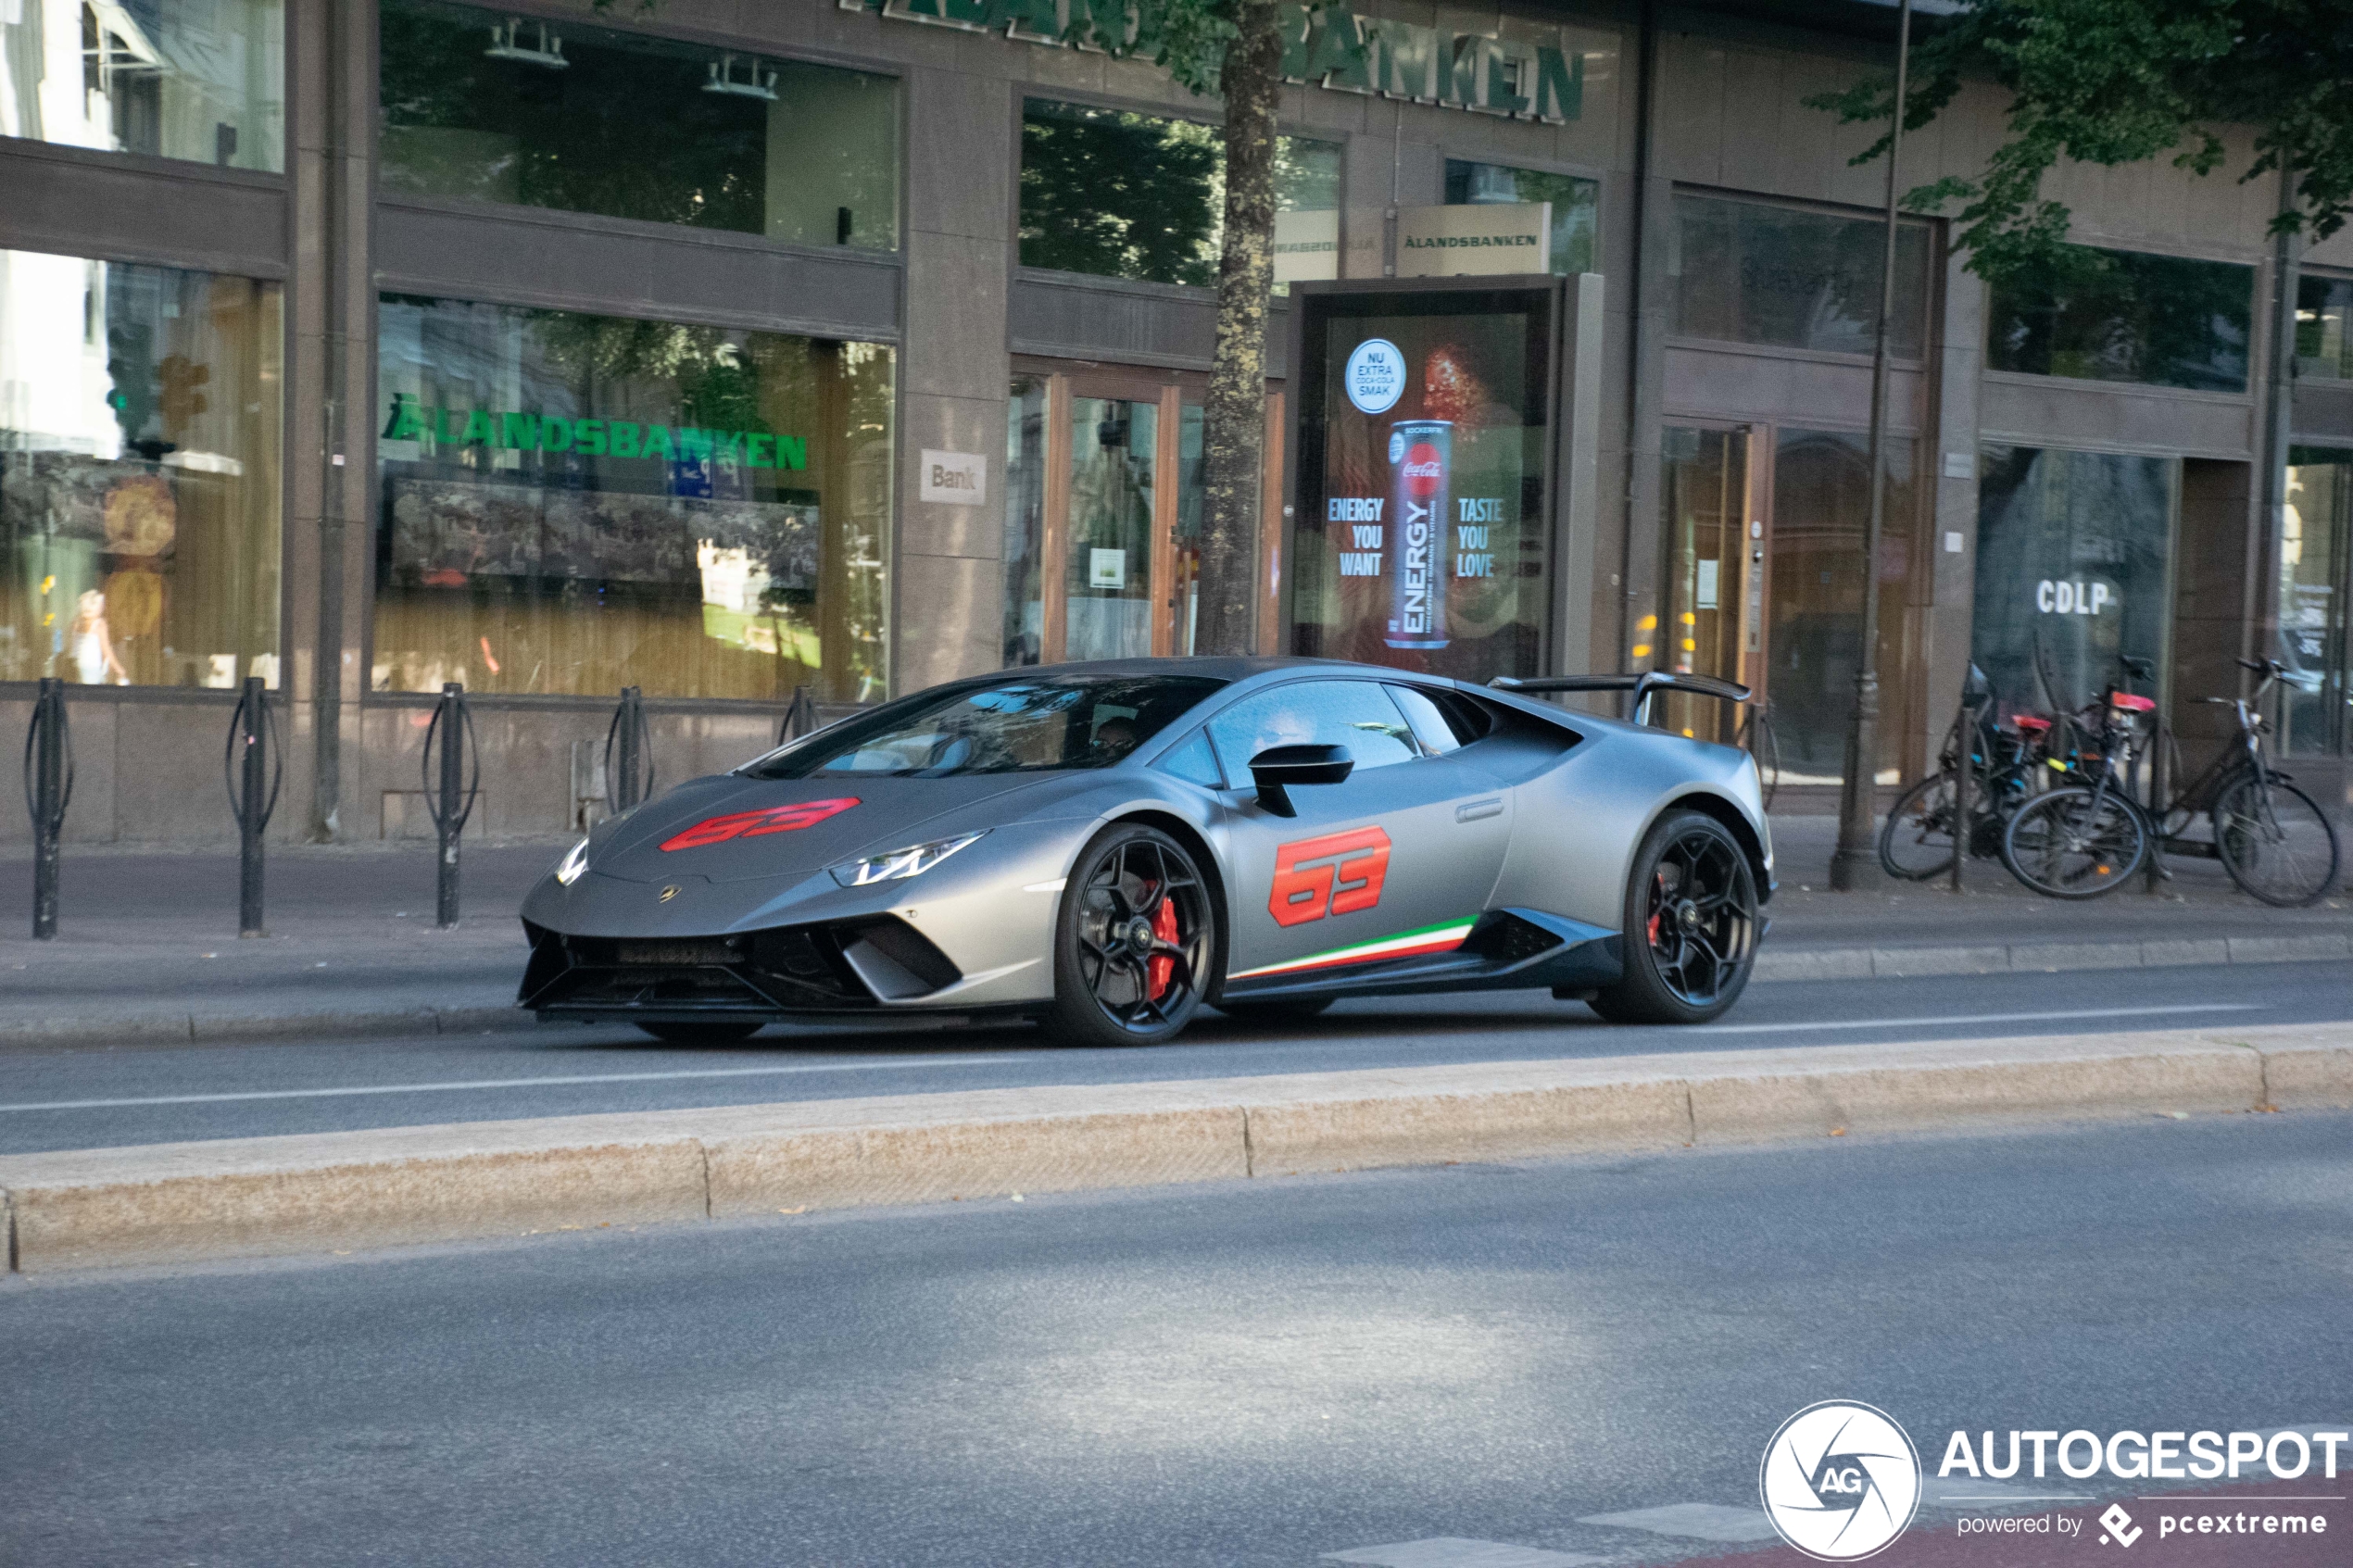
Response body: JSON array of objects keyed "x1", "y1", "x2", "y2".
[{"x1": 1012, "y1": 357, "x2": 1219, "y2": 665}]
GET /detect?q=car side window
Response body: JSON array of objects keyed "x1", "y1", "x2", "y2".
[
  {"x1": 1385, "y1": 684, "x2": 1464, "y2": 756},
  {"x1": 1206, "y1": 681, "x2": 1421, "y2": 777},
  {"x1": 1154, "y1": 728, "x2": 1225, "y2": 788}
]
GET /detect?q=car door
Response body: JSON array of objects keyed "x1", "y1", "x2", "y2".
[{"x1": 1208, "y1": 678, "x2": 1513, "y2": 986}]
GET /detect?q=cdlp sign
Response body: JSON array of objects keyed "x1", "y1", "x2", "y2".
[{"x1": 2036, "y1": 578, "x2": 2113, "y2": 616}]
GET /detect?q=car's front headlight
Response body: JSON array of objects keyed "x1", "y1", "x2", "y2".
[
  {"x1": 829, "y1": 831, "x2": 987, "y2": 888},
  {"x1": 554, "y1": 836, "x2": 591, "y2": 886}
]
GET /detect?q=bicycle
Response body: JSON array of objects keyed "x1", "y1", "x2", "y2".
[
  {"x1": 1998, "y1": 678, "x2": 2154, "y2": 899},
  {"x1": 1877, "y1": 666, "x2": 2053, "y2": 881},
  {"x1": 2000, "y1": 657, "x2": 2342, "y2": 904},
  {"x1": 2152, "y1": 659, "x2": 2342, "y2": 907}
]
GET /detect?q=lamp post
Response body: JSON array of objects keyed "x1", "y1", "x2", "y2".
[{"x1": 1829, "y1": 0, "x2": 1914, "y2": 891}]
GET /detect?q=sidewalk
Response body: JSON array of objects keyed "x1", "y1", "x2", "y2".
[{"x1": 0, "y1": 818, "x2": 2344, "y2": 1048}]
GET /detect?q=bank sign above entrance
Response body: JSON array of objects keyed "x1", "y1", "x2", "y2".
[{"x1": 847, "y1": 0, "x2": 1589, "y2": 123}]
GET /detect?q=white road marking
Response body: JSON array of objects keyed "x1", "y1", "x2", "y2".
[
  {"x1": 1574, "y1": 1504, "x2": 1780, "y2": 1542},
  {"x1": 1325, "y1": 1540, "x2": 1605, "y2": 1568},
  {"x1": 1694, "y1": 1003, "x2": 2265, "y2": 1035},
  {"x1": 0, "y1": 1057, "x2": 1026, "y2": 1114}
]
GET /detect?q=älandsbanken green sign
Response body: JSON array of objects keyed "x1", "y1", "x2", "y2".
[{"x1": 382, "y1": 396, "x2": 809, "y2": 470}]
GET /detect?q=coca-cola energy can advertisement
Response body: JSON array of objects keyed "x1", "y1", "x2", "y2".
[
  {"x1": 1386, "y1": 421, "x2": 1452, "y2": 649},
  {"x1": 1296, "y1": 295, "x2": 1552, "y2": 684}
]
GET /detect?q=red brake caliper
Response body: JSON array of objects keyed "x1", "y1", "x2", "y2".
[
  {"x1": 1147, "y1": 895, "x2": 1180, "y2": 999},
  {"x1": 1646, "y1": 872, "x2": 1666, "y2": 948}
]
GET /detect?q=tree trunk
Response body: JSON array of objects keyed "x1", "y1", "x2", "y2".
[{"x1": 1196, "y1": 0, "x2": 1281, "y2": 658}]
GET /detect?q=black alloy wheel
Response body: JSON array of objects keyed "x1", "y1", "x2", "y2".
[
  {"x1": 1589, "y1": 810, "x2": 1759, "y2": 1025},
  {"x1": 1047, "y1": 822, "x2": 1217, "y2": 1047},
  {"x1": 636, "y1": 1021, "x2": 764, "y2": 1047}
]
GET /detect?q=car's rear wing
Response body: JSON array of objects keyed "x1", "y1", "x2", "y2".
[{"x1": 1490, "y1": 671, "x2": 1751, "y2": 727}]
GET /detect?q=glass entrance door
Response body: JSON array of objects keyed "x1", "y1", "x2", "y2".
[
  {"x1": 1065, "y1": 395, "x2": 1159, "y2": 660},
  {"x1": 1659, "y1": 424, "x2": 1760, "y2": 743},
  {"x1": 1660, "y1": 421, "x2": 1925, "y2": 781},
  {"x1": 1003, "y1": 368, "x2": 1207, "y2": 666}
]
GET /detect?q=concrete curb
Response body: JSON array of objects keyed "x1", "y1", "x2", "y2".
[
  {"x1": 4, "y1": 1022, "x2": 2347, "y2": 1273},
  {"x1": 0, "y1": 1004, "x2": 540, "y2": 1049},
  {"x1": 2, "y1": 933, "x2": 2345, "y2": 1050},
  {"x1": 1749, "y1": 932, "x2": 2353, "y2": 984}
]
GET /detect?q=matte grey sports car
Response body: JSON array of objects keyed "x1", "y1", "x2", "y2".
[{"x1": 518, "y1": 658, "x2": 1773, "y2": 1047}]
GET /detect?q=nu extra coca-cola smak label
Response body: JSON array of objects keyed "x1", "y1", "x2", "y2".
[{"x1": 1386, "y1": 421, "x2": 1452, "y2": 650}]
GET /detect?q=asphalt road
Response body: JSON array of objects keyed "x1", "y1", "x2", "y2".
[
  {"x1": 6, "y1": 1111, "x2": 2347, "y2": 1567},
  {"x1": 2, "y1": 960, "x2": 2346, "y2": 1154}
]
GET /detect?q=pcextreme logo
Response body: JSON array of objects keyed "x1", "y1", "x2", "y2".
[
  {"x1": 1760, "y1": 1401, "x2": 1923, "y2": 1562},
  {"x1": 1268, "y1": 826, "x2": 1390, "y2": 926}
]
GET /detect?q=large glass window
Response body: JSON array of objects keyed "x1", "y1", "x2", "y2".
[
  {"x1": 0, "y1": 0, "x2": 283, "y2": 170},
  {"x1": 1986, "y1": 247, "x2": 2253, "y2": 393},
  {"x1": 379, "y1": 0, "x2": 899, "y2": 250},
  {"x1": 2296, "y1": 274, "x2": 2353, "y2": 382},
  {"x1": 1671, "y1": 194, "x2": 1931, "y2": 359},
  {"x1": 1443, "y1": 160, "x2": 1598, "y2": 276},
  {"x1": 374, "y1": 296, "x2": 892, "y2": 703},
  {"x1": 1018, "y1": 99, "x2": 1340, "y2": 287},
  {"x1": 0, "y1": 250, "x2": 281, "y2": 687},
  {"x1": 2279, "y1": 449, "x2": 2351, "y2": 758},
  {"x1": 1002, "y1": 377, "x2": 1048, "y2": 667},
  {"x1": 1972, "y1": 445, "x2": 2176, "y2": 724},
  {"x1": 1766, "y1": 430, "x2": 1919, "y2": 784}
]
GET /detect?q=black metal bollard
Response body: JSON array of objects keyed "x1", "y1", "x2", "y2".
[
  {"x1": 22, "y1": 678, "x2": 72, "y2": 940},
  {"x1": 421, "y1": 683, "x2": 480, "y2": 930},
  {"x1": 225, "y1": 677, "x2": 283, "y2": 937},
  {"x1": 1948, "y1": 696, "x2": 1974, "y2": 895},
  {"x1": 605, "y1": 684, "x2": 654, "y2": 816}
]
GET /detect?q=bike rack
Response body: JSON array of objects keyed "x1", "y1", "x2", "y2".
[
  {"x1": 421, "y1": 682, "x2": 482, "y2": 930},
  {"x1": 604, "y1": 684, "x2": 656, "y2": 816},
  {"x1": 224, "y1": 677, "x2": 284, "y2": 937},
  {"x1": 21, "y1": 678, "x2": 72, "y2": 939},
  {"x1": 777, "y1": 684, "x2": 819, "y2": 746}
]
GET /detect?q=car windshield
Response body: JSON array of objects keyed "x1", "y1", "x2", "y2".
[{"x1": 746, "y1": 675, "x2": 1227, "y2": 779}]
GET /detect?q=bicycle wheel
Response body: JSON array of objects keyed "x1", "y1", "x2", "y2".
[
  {"x1": 2001, "y1": 786, "x2": 2148, "y2": 899},
  {"x1": 1879, "y1": 770, "x2": 1960, "y2": 880},
  {"x1": 2212, "y1": 775, "x2": 2340, "y2": 907}
]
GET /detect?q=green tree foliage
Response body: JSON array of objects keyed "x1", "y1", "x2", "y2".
[
  {"x1": 1811, "y1": 0, "x2": 2353, "y2": 282},
  {"x1": 1018, "y1": 104, "x2": 1222, "y2": 285}
]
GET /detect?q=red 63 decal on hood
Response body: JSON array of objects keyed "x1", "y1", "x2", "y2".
[
  {"x1": 660, "y1": 797, "x2": 861, "y2": 851},
  {"x1": 1269, "y1": 826, "x2": 1390, "y2": 927}
]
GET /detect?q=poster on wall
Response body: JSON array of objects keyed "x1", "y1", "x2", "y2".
[{"x1": 1289, "y1": 281, "x2": 1559, "y2": 684}]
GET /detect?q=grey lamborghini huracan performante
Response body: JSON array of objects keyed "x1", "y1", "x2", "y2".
[{"x1": 518, "y1": 659, "x2": 1773, "y2": 1047}]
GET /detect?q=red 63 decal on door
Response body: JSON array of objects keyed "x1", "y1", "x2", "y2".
[{"x1": 1268, "y1": 827, "x2": 1391, "y2": 927}]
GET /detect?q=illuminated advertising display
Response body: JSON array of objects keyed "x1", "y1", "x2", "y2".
[{"x1": 1290, "y1": 281, "x2": 1561, "y2": 683}]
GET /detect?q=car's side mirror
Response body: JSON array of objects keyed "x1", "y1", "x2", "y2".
[{"x1": 1248, "y1": 744, "x2": 1353, "y2": 818}]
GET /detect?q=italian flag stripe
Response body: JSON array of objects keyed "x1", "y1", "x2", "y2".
[{"x1": 1229, "y1": 918, "x2": 1477, "y2": 980}]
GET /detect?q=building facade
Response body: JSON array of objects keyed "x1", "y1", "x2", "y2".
[{"x1": 1, "y1": 0, "x2": 2346, "y2": 848}]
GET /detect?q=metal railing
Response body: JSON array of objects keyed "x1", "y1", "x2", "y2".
[{"x1": 605, "y1": 684, "x2": 655, "y2": 816}]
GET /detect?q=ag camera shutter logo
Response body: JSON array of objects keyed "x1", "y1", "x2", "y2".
[
  {"x1": 1345, "y1": 339, "x2": 1405, "y2": 414},
  {"x1": 1759, "y1": 1400, "x2": 1922, "y2": 1561}
]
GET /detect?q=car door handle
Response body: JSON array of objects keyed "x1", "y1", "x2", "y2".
[{"x1": 1455, "y1": 797, "x2": 1504, "y2": 822}]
